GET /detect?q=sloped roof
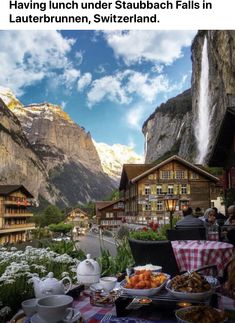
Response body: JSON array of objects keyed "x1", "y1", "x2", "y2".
[
  {"x1": 95, "y1": 201, "x2": 114, "y2": 210},
  {"x1": 98, "y1": 199, "x2": 123, "y2": 211},
  {"x1": 131, "y1": 155, "x2": 219, "y2": 183},
  {"x1": 66, "y1": 207, "x2": 88, "y2": 217},
  {"x1": 119, "y1": 164, "x2": 152, "y2": 190},
  {"x1": 0, "y1": 185, "x2": 34, "y2": 198}
]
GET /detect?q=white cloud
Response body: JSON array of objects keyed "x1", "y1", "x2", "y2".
[
  {"x1": 61, "y1": 68, "x2": 80, "y2": 90},
  {"x1": 0, "y1": 31, "x2": 75, "y2": 95},
  {"x1": 77, "y1": 73, "x2": 92, "y2": 91},
  {"x1": 95, "y1": 65, "x2": 106, "y2": 74},
  {"x1": 126, "y1": 104, "x2": 147, "y2": 130},
  {"x1": 75, "y1": 51, "x2": 83, "y2": 65},
  {"x1": 103, "y1": 30, "x2": 196, "y2": 65},
  {"x1": 127, "y1": 72, "x2": 173, "y2": 103},
  {"x1": 87, "y1": 70, "x2": 175, "y2": 106},
  {"x1": 87, "y1": 74, "x2": 130, "y2": 107}
]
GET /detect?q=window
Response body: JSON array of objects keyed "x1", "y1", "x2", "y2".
[
  {"x1": 145, "y1": 185, "x2": 151, "y2": 195},
  {"x1": 161, "y1": 170, "x2": 171, "y2": 179},
  {"x1": 191, "y1": 172, "x2": 199, "y2": 179},
  {"x1": 145, "y1": 203, "x2": 151, "y2": 211},
  {"x1": 106, "y1": 212, "x2": 113, "y2": 218},
  {"x1": 157, "y1": 201, "x2": 163, "y2": 211},
  {"x1": 148, "y1": 174, "x2": 156, "y2": 180},
  {"x1": 156, "y1": 185, "x2": 162, "y2": 195},
  {"x1": 168, "y1": 185, "x2": 174, "y2": 194},
  {"x1": 181, "y1": 184, "x2": 187, "y2": 194},
  {"x1": 175, "y1": 170, "x2": 185, "y2": 179}
]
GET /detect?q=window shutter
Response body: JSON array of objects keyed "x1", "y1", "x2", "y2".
[
  {"x1": 140, "y1": 184, "x2": 145, "y2": 195},
  {"x1": 178, "y1": 184, "x2": 182, "y2": 194},
  {"x1": 151, "y1": 185, "x2": 156, "y2": 194},
  {"x1": 173, "y1": 184, "x2": 178, "y2": 194},
  {"x1": 159, "y1": 171, "x2": 163, "y2": 179},
  {"x1": 187, "y1": 184, "x2": 191, "y2": 194},
  {"x1": 151, "y1": 201, "x2": 156, "y2": 211},
  {"x1": 170, "y1": 170, "x2": 174, "y2": 179},
  {"x1": 162, "y1": 184, "x2": 168, "y2": 193},
  {"x1": 184, "y1": 171, "x2": 188, "y2": 179},
  {"x1": 142, "y1": 204, "x2": 145, "y2": 212}
]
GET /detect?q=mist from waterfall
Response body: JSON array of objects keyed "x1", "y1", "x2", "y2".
[{"x1": 195, "y1": 37, "x2": 210, "y2": 164}]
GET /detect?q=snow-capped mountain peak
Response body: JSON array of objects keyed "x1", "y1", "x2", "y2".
[{"x1": 94, "y1": 141, "x2": 144, "y2": 181}]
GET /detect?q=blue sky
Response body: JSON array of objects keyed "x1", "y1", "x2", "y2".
[{"x1": 0, "y1": 30, "x2": 196, "y2": 155}]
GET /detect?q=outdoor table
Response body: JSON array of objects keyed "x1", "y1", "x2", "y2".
[
  {"x1": 172, "y1": 240, "x2": 234, "y2": 276},
  {"x1": 73, "y1": 293, "x2": 177, "y2": 322}
]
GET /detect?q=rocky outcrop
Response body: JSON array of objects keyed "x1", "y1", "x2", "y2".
[
  {"x1": 142, "y1": 89, "x2": 195, "y2": 163},
  {"x1": 0, "y1": 89, "x2": 116, "y2": 207},
  {"x1": 192, "y1": 30, "x2": 235, "y2": 163}
]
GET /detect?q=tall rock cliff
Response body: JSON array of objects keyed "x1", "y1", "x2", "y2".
[
  {"x1": 142, "y1": 89, "x2": 195, "y2": 164},
  {"x1": 0, "y1": 88, "x2": 115, "y2": 207},
  {"x1": 191, "y1": 30, "x2": 235, "y2": 163},
  {"x1": 143, "y1": 30, "x2": 235, "y2": 165},
  {"x1": 0, "y1": 97, "x2": 59, "y2": 204}
]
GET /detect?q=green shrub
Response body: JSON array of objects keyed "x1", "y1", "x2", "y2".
[{"x1": 129, "y1": 229, "x2": 166, "y2": 241}]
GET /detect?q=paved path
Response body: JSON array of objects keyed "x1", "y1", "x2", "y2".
[{"x1": 76, "y1": 232, "x2": 117, "y2": 258}]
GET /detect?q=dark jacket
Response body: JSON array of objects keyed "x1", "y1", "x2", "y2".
[{"x1": 175, "y1": 214, "x2": 205, "y2": 228}]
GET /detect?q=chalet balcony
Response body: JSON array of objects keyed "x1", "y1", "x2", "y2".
[
  {"x1": 0, "y1": 223, "x2": 35, "y2": 233},
  {"x1": 3, "y1": 212, "x2": 33, "y2": 218},
  {"x1": 3, "y1": 197, "x2": 32, "y2": 206}
]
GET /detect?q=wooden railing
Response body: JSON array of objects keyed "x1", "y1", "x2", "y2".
[
  {"x1": 2, "y1": 223, "x2": 35, "y2": 229},
  {"x1": 4, "y1": 212, "x2": 33, "y2": 217}
]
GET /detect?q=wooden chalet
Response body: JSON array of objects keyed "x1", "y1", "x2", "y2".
[
  {"x1": 66, "y1": 207, "x2": 89, "y2": 233},
  {"x1": 95, "y1": 200, "x2": 124, "y2": 230},
  {"x1": 0, "y1": 185, "x2": 35, "y2": 245},
  {"x1": 119, "y1": 155, "x2": 219, "y2": 225}
]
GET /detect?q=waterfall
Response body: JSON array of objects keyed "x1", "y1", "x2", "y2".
[
  {"x1": 144, "y1": 131, "x2": 148, "y2": 161},
  {"x1": 195, "y1": 37, "x2": 210, "y2": 164}
]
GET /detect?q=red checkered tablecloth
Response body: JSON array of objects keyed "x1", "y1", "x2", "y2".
[
  {"x1": 172, "y1": 240, "x2": 234, "y2": 276},
  {"x1": 73, "y1": 293, "x2": 116, "y2": 322}
]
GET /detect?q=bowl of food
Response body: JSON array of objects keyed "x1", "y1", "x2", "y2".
[
  {"x1": 175, "y1": 305, "x2": 227, "y2": 323},
  {"x1": 166, "y1": 272, "x2": 213, "y2": 301},
  {"x1": 120, "y1": 270, "x2": 170, "y2": 296}
]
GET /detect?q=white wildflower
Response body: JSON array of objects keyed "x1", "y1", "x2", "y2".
[{"x1": 0, "y1": 306, "x2": 11, "y2": 316}]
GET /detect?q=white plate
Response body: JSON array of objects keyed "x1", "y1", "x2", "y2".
[
  {"x1": 120, "y1": 273, "x2": 170, "y2": 296},
  {"x1": 165, "y1": 279, "x2": 213, "y2": 301},
  {"x1": 134, "y1": 265, "x2": 162, "y2": 272}
]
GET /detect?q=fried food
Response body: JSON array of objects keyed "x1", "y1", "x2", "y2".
[
  {"x1": 124, "y1": 270, "x2": 168, "y2": 289},
  {"x1": 177, "y1": 305, "x2": 227, "y2": 323},
  {"x1": 171, "y1": 272, "x2": 211, "y2": 293}
]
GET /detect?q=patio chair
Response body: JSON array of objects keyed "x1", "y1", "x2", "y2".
[
  {"x1": 166, "y1": 227, "x2": 206, "y2": 241},
  {"x1": 128, "y1": 239, "x2": 217, "y2": 278},
  {"x1": 227, "y1": 228, "x2": 235, "y2": 246}
]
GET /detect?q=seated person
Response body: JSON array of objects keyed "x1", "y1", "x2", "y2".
[
  {"x1": 203, "y1": 209, "x2": 219, "y2": 240},
  {"x1": 205, "y1": 209, "x2": 219, "y2": 232},
  {"x1": 225, "y1": 205, "x2": 235, "y2": 225},
  {"x1": 194, "y1": 207, "x2": 203, "y2": 218},
  {"x1": 175, "y1": 206, "x2": 205, "y2": 228},
  {"x1": 212, "y1": 207, "x2": 226, "y2": 226}
]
